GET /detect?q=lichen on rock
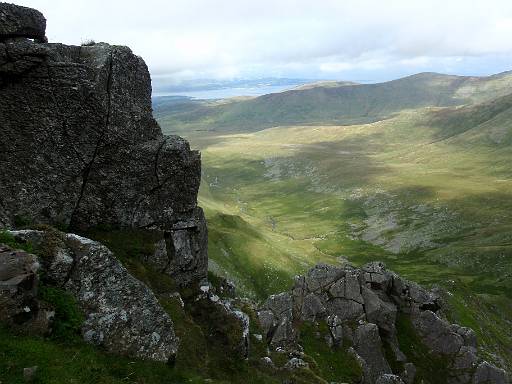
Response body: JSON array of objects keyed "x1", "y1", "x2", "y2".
[{"x1": 5, "y1": 229, "x2": 179, "y2": 362}]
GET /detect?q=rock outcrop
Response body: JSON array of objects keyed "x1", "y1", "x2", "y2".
[
  {"x1": 3, "y1": 229, "x2": 179, "y2": 362},
  {"x1": 258, "y1": 262, "x2": 509, "y2": 384},
  {"x1": 0, "y1": 2, "x2": 46, "y2": 42},
  {"x1": 0, "y1": 2, "x2": 206, "y2": 287}
]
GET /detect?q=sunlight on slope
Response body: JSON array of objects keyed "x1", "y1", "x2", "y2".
[{"x1": 157, "y1": 96, "x2": 512, "y2": 367}]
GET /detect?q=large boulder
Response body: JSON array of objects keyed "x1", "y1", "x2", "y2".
[
  {"x1": 0, "y1": 2, "x2": 46, "y2": 42},
  {"x1": 8, "y1": 229, "x2": 179, "y2": 362},
  {"x1": 0, "y1": 3, "x2": 206, "y2": 286}
]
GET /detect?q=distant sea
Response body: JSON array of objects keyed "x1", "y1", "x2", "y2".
[{"x1": 152, "y1": 84, "x2": 304, "y2": 99}]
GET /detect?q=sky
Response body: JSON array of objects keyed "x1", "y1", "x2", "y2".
[{"x1": 15, "y1": 0, "x2": 512, "y2": 89}]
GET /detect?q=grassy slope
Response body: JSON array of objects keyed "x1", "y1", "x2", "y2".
[
  {"x1": 154, "y1": 71, "x2": 512, "y2": 134},
  {"x1": 157, "y1": 87, "x2": 512, "y2": 369},
  {"x1": 0, "y1": 230, "x2": 362, "y2": 384}
]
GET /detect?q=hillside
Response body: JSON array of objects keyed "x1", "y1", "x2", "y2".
[
  {"x1": 156, "y1": 79, "x2": 512, "y2": 372},
  {"x1": 155, "y1": 71, "x2": 512, "y2": 134},
  {"x1": 1, "y1": 3, "x2": 510, "y2": 383}
]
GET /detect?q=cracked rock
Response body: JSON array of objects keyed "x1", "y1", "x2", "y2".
[
  {"x1": 0, "y1": 3, "x2": 206, "y2": 287},
  {"x1": 257, "y1": 261, "x2": 509, "y2": 384}
]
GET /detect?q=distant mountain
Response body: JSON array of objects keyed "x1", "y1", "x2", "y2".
[
  {"x1": 292, "y1": 80, "x2": 358, "y2": 90},
  {"x1": 153, "y1": 77, "x2": 314, "y2": 94},
  {"x1": 154, "y1": 71, "x2": 512, "y2": 134}
]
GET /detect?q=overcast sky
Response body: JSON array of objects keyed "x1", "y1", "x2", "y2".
[{"x1": 15, "y1": 0, "x2": 512, "y2": 87}]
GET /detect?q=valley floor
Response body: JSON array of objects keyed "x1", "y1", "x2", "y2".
[{"x1": 158, "y1": 105, "x2": 512, "y2": 368}]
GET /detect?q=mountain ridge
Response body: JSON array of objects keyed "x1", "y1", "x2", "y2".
[{"x1": 155, "y1": 70, "x2": 512, "y2": 134}]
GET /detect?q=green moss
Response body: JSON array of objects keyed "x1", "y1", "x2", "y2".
[
  {"x1": 298, "y1": 321, "x2": 363, "y2": 383},
  {"x1": 38, "y1": 286, "x2": 84, "y2": 341},
  {"x1": 0, "y1": 230, "x2": 33, "y2": 253},
  {"x1": 82, "y1": 228, "x2": 160, "y2": 264},
  {"x1": 238, "y1": 302, "x2": 268, "y2": 360},
  {"x1": 186, "y1": 297, "x2": 246, "y2": 375},
  {"x1": 382, "y1": 338, "x2": 405, "y2": 374}
]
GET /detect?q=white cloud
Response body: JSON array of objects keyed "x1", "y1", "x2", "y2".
[{"x1": 14, "y1": 0, "x2": 512, "y2": 84}]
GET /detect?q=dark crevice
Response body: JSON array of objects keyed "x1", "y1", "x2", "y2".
[
  {"x1": 359, "y1": 283, "x2": 367, "y2": 319},
  {"x1": 69, "y1": 50, "x2": 115, "y2": 229},
  {"x1": 161, "y1": 231, "x2": 175, "y2": 273},
  {"x1": 153, "y1": 137, "x2": 168, "y2": 185},
  {"x1": 370, "y1": 282, "x2": 382, "y2": 291},
  {"x1": 0, "y1": 34, "x2": 45, "y2": 42},
  {"x1": 419, "y1": 301, "x2": 441, "y2": 313}
]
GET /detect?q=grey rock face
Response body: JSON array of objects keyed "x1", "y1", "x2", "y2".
[
  {"x1": 0, "y1": 2, "x2": 46, "y2": 42},
  {"x1": 9, "y1": 230, "x2": 179, "y2": 362},
  {"x1": 257, "y1": 262, "x2": 509, "y2": 384},
  {"x1": 0, "y1": 3, "x2": 206, "y2": 286},
  {"x1": 412, "y1": 309, "x2": 464, "y2": 355},
  {"x1": 362, "y1": 286, "x2": 397, "y2": 333},
  {"x1": 144, "y1": 210, "x2": 208, "y2": 286}
]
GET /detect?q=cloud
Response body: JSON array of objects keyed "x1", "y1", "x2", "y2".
[{"x1": 15, "y1": 0, "x2": 512, "y2": 84}]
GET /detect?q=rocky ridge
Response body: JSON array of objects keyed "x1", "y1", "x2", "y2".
[{"x1": 258, "y1": 262, "x2": 509, "y2": 384}]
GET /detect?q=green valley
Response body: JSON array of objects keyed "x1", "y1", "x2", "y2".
[{"x1": 155, "y1": 71, "x2": 512, "y2": 369}]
